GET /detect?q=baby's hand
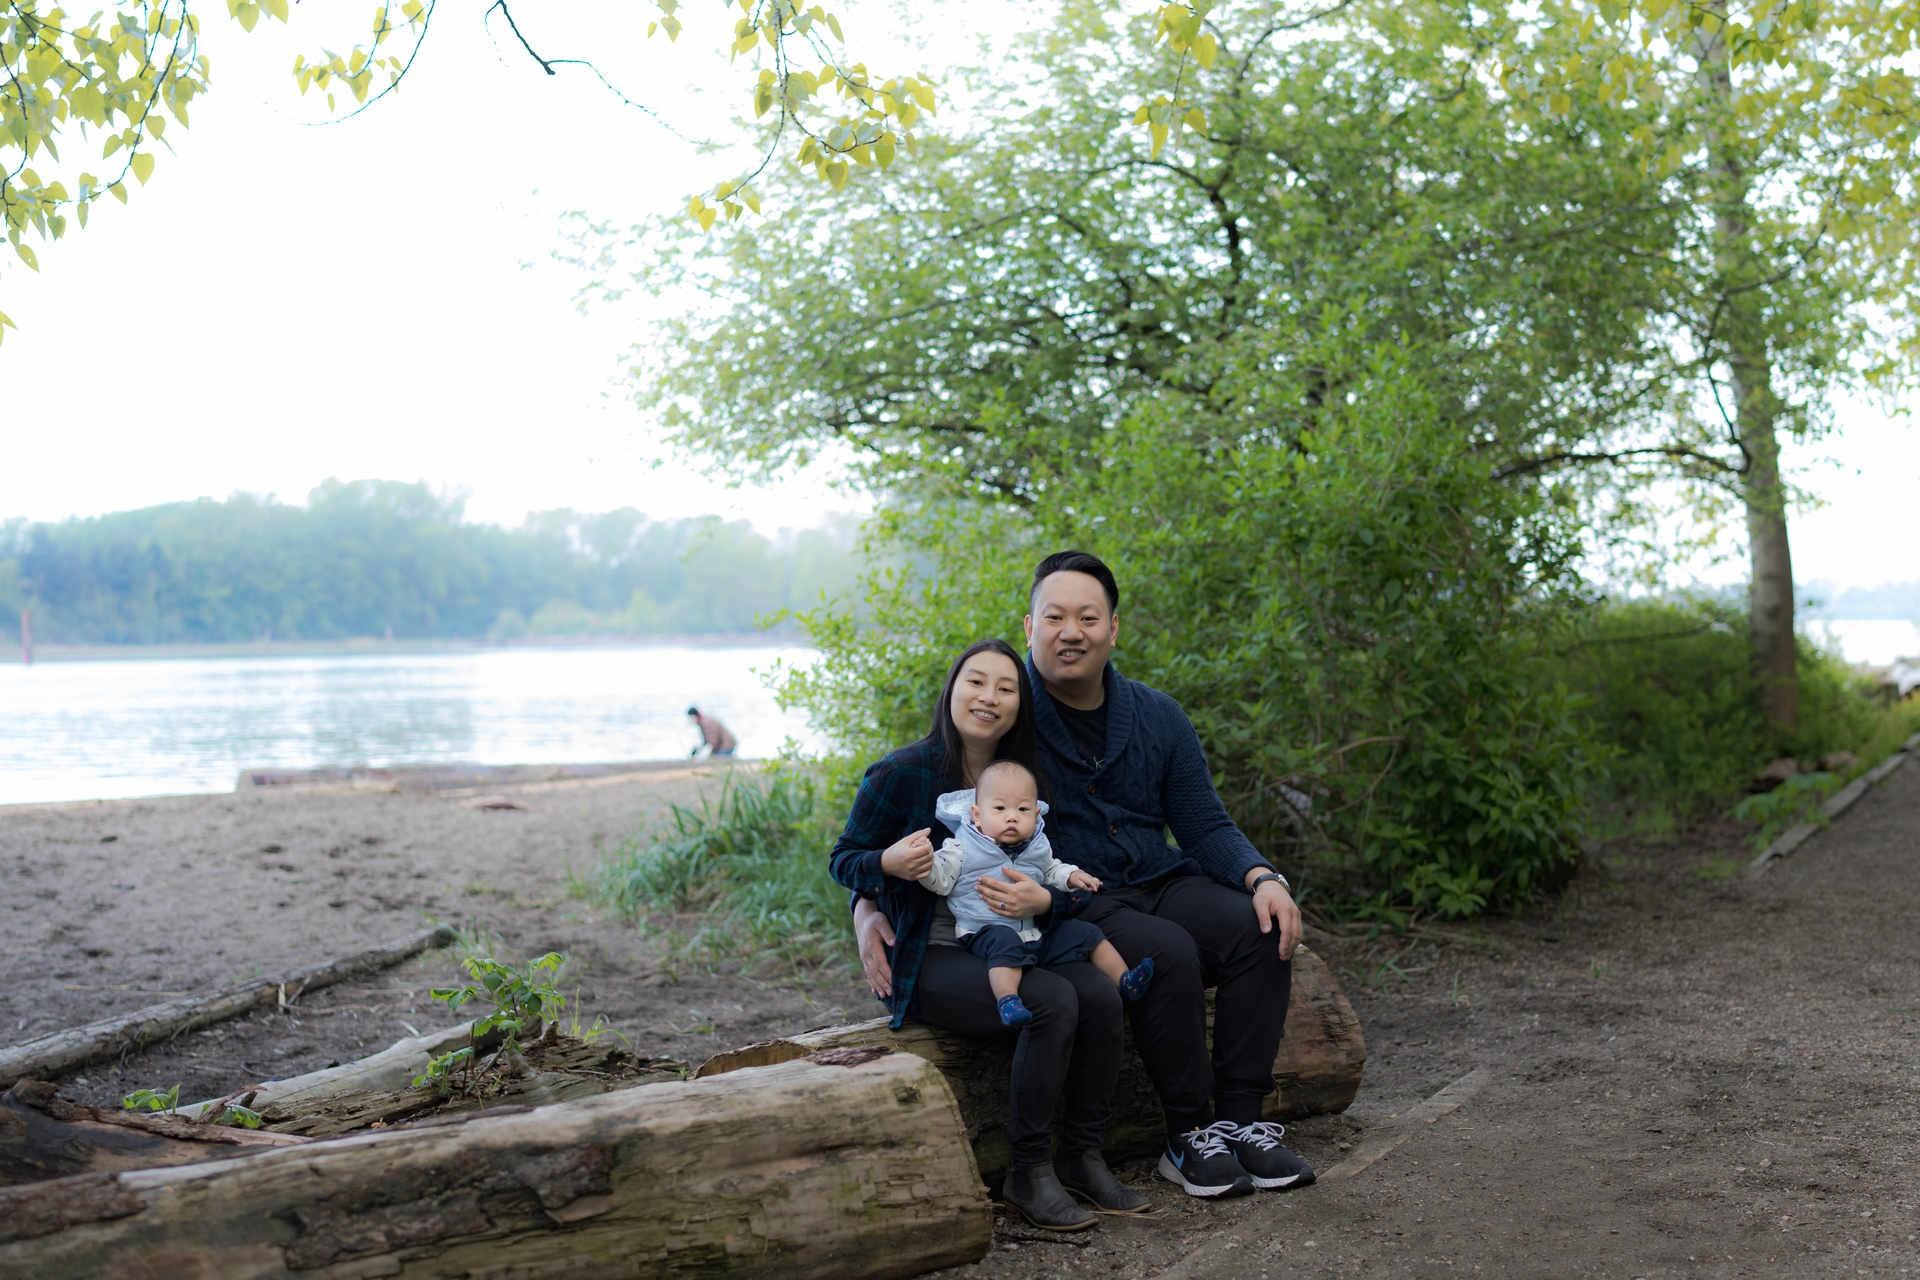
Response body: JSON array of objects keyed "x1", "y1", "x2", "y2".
[{"x1": 1067, "y1": 869, "x2": 1101, "y2": 892}]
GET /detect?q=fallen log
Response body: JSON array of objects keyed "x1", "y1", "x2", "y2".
[
  {"x1": 246, "y1": 1025, "x2": 688, "y2": 1138},
  {"x1": 0, "y1": 1050, "x2": 992, "y2": 1280},
  {"x1": 1, "y1": 1081, "x2": 306, "y2": 1187},
  {"x1": 0, "y1": 924, "x2": 456, "y2": 1089},
  {"x1": 175, "y1": 1021, "x2": 473, "y2": 1121},
  {"x1": 696, "y1": 941, "x2": 1366, "y2": 1181}
]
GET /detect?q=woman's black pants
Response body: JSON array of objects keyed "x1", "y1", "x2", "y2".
[{"x1": 909, "y1": 945, "x2": 1124, "y2": 1170}]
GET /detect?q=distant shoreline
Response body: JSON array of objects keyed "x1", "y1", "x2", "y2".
[{"x1": 0, "y1": 632, "x2": 806, "y2": 665}]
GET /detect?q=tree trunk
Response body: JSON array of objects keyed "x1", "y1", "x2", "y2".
[
  {"x1": 694, "y1": 942, "x2": 1365, "y2": 1183},
  {"x1": 0, "y1": 1051, "x2": 992, "y2": 1280},
  {"x1": 1698, "y1": 4, "x2": 1799, "y2": 734}
]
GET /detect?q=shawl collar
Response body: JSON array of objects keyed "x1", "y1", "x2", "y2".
[{"x1": 1025, "y1": 656, "x2": 1136, "y2": 779}]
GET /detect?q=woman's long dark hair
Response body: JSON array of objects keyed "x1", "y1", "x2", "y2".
[{"x1": 929, "y1": 638, "x2": 1040, "y2": 792}]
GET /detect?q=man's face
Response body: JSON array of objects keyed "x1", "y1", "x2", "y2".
[
  {"x1": 972, "y1": 776, "x2": 1039, "y2": 847},
  {"x1": 1025, "y1": 570, "x2": 1118, "y2": 688}
]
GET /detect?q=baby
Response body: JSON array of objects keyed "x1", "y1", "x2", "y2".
[{"x1": 925, "y1": 759, "x2": 1153, "y2": 1025}]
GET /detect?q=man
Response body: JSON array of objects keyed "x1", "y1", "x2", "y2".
[
  {"x1": 1012, "y1": 549, "x2": 1312, "y2": 1199},
  {"x1": 861, "y1": 550, "x2": 1313, "y2": 1201},
  {"x1": 686, "y1": 706, "x2": 738, "y2": 758}
]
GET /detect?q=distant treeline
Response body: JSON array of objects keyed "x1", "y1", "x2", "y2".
[
  {"x1": 0, "y1": 480, "x2": 862, "y2": 645},
  {"x1": 1801, "y1": 580, "x2": 1920, "y2": 621}
]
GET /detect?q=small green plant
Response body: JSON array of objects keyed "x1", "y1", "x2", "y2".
[
  {"x1": 412, "y1": 951, "x2": 569, "y2": 1092},
  {"x1": 218, "y1": 1103, "x2": 264, "y2": 1129},
  {"x1": 121, "y1": 1084, "x2": 180, "y2": 1115},
  {"x1": 1730, "y1": 772, "x2": 1840, "y2": 850}
]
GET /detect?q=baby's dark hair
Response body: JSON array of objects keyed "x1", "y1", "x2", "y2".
[{"x1": 975, "y1": 759, "x2": 1037, "y2": 797}]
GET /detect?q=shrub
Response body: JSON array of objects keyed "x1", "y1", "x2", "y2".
[
  {"x1": 1558, "y1": 596, "x2": 1920, "y2": 834},
  {"x1": 589, "y1": 768, "x2": 852, "y2": 968},
  {"x1": 785, "y1": 345, "x2": 1595, "y2": 919},
  {"x1": 1555, "y1": 597, "x2": 1766, "y2": 821}
]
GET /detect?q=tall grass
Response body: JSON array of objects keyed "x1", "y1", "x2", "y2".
[{"x1": 588, "y1": 769, "x2": 851, "y2": 969}]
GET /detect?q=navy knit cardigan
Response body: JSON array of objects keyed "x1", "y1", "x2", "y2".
[{"x1": 828, "y1": 660, "x2": 1277, "y2": 1030}]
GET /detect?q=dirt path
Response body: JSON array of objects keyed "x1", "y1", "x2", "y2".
[{"x1": 3, "y1": 758, "x2": 1916, "y2": 1277}]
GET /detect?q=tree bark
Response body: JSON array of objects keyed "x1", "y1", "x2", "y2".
[
  {"x1": 1, "y1": 1081, "x2": 306, "y2": 1188},
  {"x1": 244, "y1": 1025, "x2": 688, "y2": 1138},
  {"x1": 694, "y1": 942, "x2": 1365, "y2": 1182},
  {"x1": 0, "y1": 925, "x2": 456, "y2": 1089},
  {"x1": 0, "y1": 1051, "x2": 992, "y2": 1279},
  {"x1": 1698, "y1": 3, "x2": 1799, "y2": 734}
]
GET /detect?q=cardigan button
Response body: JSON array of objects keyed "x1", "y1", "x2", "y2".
[
  {"x1": 1086, "y1": 783, "x2": 1096, "y2": 795},
  {"x1": 1107, "y1": 822, "x2": 1118, "y2": 836}
]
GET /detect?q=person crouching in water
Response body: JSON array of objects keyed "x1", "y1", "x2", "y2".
[{"x1": 924, "y1": 759, "x2": 1153, "y2": 1026}]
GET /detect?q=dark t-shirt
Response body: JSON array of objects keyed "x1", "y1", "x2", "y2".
[{"x1": 1053, "y1": 699, "x2": 1109, "y2": 770}]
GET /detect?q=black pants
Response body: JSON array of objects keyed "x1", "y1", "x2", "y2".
[
  {"x1": 1076, "y1": 874, "x2": 1290, "y2": 1135},
  {"x1": 910, "y1": 945, "x2": 1123, "y2": 1170}
]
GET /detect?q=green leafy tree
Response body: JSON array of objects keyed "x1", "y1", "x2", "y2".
[
  {"x1": 1502, "y1": 0, "x2": 1920, "y2": 732},
  {"x1": 607, "y1": 0, "x2": 1686, "y2": 910}
]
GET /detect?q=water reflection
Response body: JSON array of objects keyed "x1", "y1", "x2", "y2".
[{"x1": 0, "y1": 644, "x2": 820, "y2": 805}]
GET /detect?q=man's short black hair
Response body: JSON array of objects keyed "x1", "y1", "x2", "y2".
[{"x1": 1030, "y1": 550, "x2": 1119, "y2": 613}]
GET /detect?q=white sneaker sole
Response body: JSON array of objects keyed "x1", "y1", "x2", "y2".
[
  {"x1": 1246, "y1": 1170, "x2": 1309, "y2": 1190},
  {"x1": 1156, "y1": 1153, "x2": 1254, "y2": 1199}
]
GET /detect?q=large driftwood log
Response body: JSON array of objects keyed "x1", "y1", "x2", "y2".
[
  {"x1": 0, "y1": 924, "x2": 456, "y2": 1089},
  {"x1": 0, "y1": 1050, "x2": 991, "y2": 1280},
  {"x1": 696, "y1": 942, "x2": 1366, "y2": 1181},
  {"x1": 1, "y1": 1081, "x2": 306, "y2": 1187}
]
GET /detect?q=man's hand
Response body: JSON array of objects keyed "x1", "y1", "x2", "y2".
[
  {"x1": 1066, "y1": 869, "x2": 1102, "y2": 892},
  {"x1": 977, "y1": 865, "x2": 1053, "y2": 917},
  {"x1": 853, "y1": 897, "x2": 896, "y2": 999},
  {"x1": 880, "y1": 827, "x2": 934, "y2": 881},
  {"x1": 1246, "y1": 872, "x2": 1302, "y2": 960}
]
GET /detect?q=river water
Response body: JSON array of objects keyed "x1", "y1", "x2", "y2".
[
  {"x1": 0, "y1": 643, "x2": 822, "y2": 806},
  {"x1": 3, "y1": 621, "x2": 1914, "y2": 808}
]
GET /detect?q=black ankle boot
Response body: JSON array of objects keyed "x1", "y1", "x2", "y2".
[
  {"x1": 1057, "y1": 1149, "x2": 1152, "y2": 1214},
  {"x1": 1003, "y1": 1163, "x2": 1098, "y2": 1231}
]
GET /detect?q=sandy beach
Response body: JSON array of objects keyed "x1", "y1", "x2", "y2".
[
  {"x1": 5, "y1": 760, "x2": 1918, "y2": 1276},
  {"x1": 0, "y1": 763, "x2": 874, "y2": 1104}
]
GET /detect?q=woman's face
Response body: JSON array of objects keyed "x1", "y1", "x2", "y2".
[{"x1": 948, "y1": 650, "x2": 1021, "y2": 751}]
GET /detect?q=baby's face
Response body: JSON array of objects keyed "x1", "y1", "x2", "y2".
[{"x1": 972, "y1": 778, "x2": 1038, "y2": 847}]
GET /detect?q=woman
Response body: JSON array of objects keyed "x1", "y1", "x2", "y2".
[{"x1": 829, "y1": 638, "x2": 1144, "y2": 1230}]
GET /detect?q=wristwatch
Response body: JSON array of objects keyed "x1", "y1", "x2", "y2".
[{"x1": 1250, "y1": 870, "x2": 1289, "y2": 895}]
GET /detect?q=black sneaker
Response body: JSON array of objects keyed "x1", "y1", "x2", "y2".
[
  {"x1": 1216, "y1": 1120, "x2": 1316, "y2": 1190},
  {"x1": 1156, "y1": 1125, "x2": 1255, "y2": 1199}
]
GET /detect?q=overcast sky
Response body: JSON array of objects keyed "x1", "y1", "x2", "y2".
[
  {"x1": 0, "y1": 2, "x2": 1912, "y2": 588},
  {"x1": 1, "y1": 2, "x2": 872, "y2": 534}
]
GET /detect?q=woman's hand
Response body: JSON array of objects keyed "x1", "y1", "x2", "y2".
[
  {"x1": 880, "y1": 827, "x2": 935, "y2": 881},
  {"x1": 975, "y1": 866, "x2": 1053, "y2": 918},
  {"x1": 853, "y1": 898, "x2": 896, "y2": 999}
]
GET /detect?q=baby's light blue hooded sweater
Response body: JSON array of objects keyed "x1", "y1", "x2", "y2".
[{"x1": 922, "y1": 788, "x2": 1081, "y2": 941}]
